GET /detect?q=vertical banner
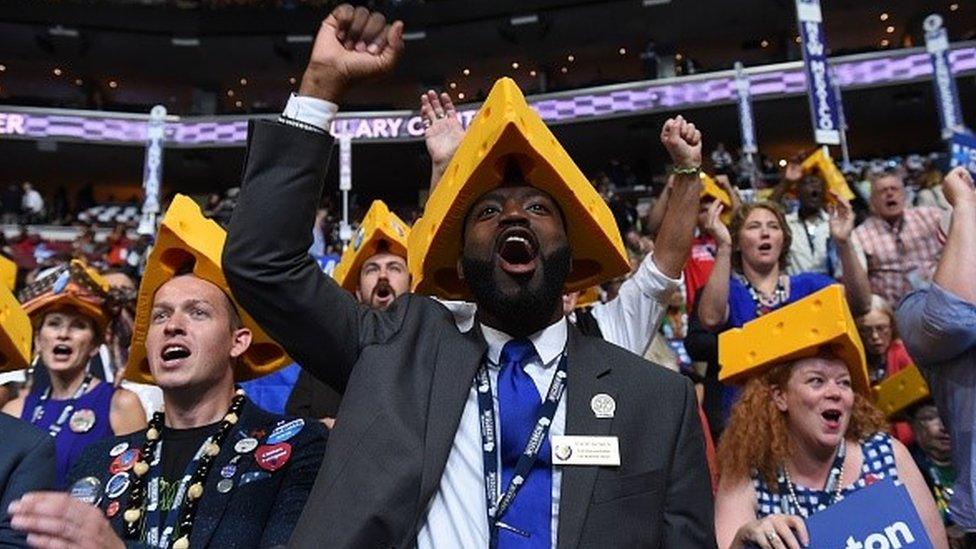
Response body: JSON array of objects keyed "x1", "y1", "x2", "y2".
[
  {"x1": 734, "y1": 62, "x2": 758, "y2": 155},
  {"x1": 795, "y1": 0, "x2": 842, "y2": 145},
  {"x1": 950, "y1": 132, "x2": 976, "y2": 178},
  {"x1": 338, "y1": 135, "x2": 353, "y2": 244},
  {"x1": 137, "y1": 105, "x2": 167, "y2": 236},
  {"x1": 924, "y1": 14, "x2": 965, "y2": 140}
]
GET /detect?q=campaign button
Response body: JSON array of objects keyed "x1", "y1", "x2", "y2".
[
  {"x1": 255, "y1": 443, "x2": 292, "y2": 472},
  {"x1": 238, "y1": 471, "x2": 270, "y2": 486},
  {"x1": 266, "y1": 418, "x2": 304, "y2": 444},
  {"x1": 220, "y1": 464, "x2": 237, "y2": 479},
  {"x1": 109, "y1": 442, "x2": 129, "y2": 457},
  {"x1": 105, "y1": 472, "x2": 131, "y2": 499},
  {"x1": 69, "y1": 409, "x2": 96, "y2": 433},
  {"x1": 69, "y1": 476, "x2": 102, "y2": 506},
  {"x1": 216, "y1": 479, "x2": 234, "y2": 494},
  {"x1": 106, "y1": 500, "x2": 120, "y2": 518},
  {"x1": 234, "y1": 438, "x2": 259, "y2": 454},
  {"x1": 110, "y1": 449, "x2": 141, "y2": 475}
]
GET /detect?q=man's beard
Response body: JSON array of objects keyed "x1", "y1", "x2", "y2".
[{"x1": 462, "y1": 245, "x2": 572, "y2": 337}]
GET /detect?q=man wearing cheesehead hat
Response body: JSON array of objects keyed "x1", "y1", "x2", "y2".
[
  {"x1": 287, "y1": 200, "x2": 410, "y2": 424},
  {"x1": 9, "y1": 195, "x2": 327, "y2": 549},
  {"x1": 0, "y1": 270, "x2": 57, "y2": 547},
  {"x1": 223, "y1": 4, "x2": 713, "y2": 547}
]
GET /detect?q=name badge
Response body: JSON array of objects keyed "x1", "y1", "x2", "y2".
[{"x1": 551, "y1": 435, "x2": 620, "y2": 466}]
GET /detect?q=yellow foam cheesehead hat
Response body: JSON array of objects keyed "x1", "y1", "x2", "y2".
[
  {"x1": 332, "y1": 200, "x2": 410, "y2": 293},
  {"x1": 575, "y1": 286, "x2": 602, "y2": 308},
  {"x1": 408, "y1": 77, "x2": 630, "y2": 300},
  {"x1": 0, "y1": 254, "x2": 15, "y2": 291},
  {"x1": 700, "y1": 172, "x2": 733, "y2": 225},
  {"x1": 126, "y1": 194, "x2": 290, "y2": 384},
  {"x1": 873, "y1": 364, "x2": 930, "y2": 420},
  {"x1": 801, "y1": 148, "x2": 855, "y2": 204},
  {"x1": 718, "y1": 285, "x2": 870, "y2": 396},
  {"x1": 0, "y1": 281, "x2": 31, "y2": 373},
  {"x1": 19, "y1": 260, "x2": 112, "y2": 334}
]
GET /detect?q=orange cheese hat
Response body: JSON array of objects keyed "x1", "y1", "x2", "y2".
[
  {"x1": 19, "y1": 260, "x2": 112, "y2": 334},
  {"x1": 408, "y1": 78, "x2": 629, "y2": 300},
  {"x1": 800, "y1": 148, "x2": 855, "y2": 205},
  {"x1": 125, "y1": 194, "x2": 291, "y2": 384},
  {"x1": 699, "y1": 172, "x2": 733, "y2": 225},
  {"x1": 718, "y1": 285, "x2": 870, "y2": 396},
  {"x1": 873, "y1": 364, "x2": 930, "y2": 420},
  {"x1": 332, "y1": 200, "x2": 410, "y2": 293},
  {"x1": 0, "y1": 280, "x2": 31, "y2": 373}
]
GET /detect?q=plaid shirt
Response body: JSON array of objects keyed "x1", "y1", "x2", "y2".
[{"x1": 853, "y1": 206, "x2": 943, "y2": 304}]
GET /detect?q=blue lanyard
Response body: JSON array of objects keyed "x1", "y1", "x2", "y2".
[
  {"x1": 143, "y1": 437, "x2": 211, "y2": 547},
  {"x1": 476, "y1": 352, "x2": 568, "y2": 545}
]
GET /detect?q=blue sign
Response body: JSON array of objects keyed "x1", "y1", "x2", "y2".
[
  {"x1": 734, "y1": 62, "x2": 758, "y2": 154},
  {"x1": 950, "y1": 132, "x2": 976, "y2": 178},
  {"x1": 796, "y1": 0, "x2": 842, "y2": 145},
  {"x1": 925, "y1": 15, "x2": 966, "y2": 141},
  {"x1": 313, "y1": 254, "x2": 340, "y2": 276},
  {"x1": 806, "y1": 478, "x2": 933, "y2": 549}
]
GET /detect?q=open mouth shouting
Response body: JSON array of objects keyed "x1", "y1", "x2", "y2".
[
  {"x1": 160, "y1": 342, "x2": 192, "y2": 368},
  {"x1": 371, "y1": 280, "x2": 396, "y2": 308},
  {"x1": 50, "y1": 343, "x2": 74, "y2": 363},
  {"x1": 821, "y1": 408, "x2": 843, "y2": 432},
  {"x1": 495, "y1": 227, "x2": 539, "y2": 276}
]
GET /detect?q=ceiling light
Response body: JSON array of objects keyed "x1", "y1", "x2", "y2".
[
  {"x1": 778, "y1": 159, "x2": 787, "y2": 167},
  {"x1": 457, "y1": 92, "x2": 465, "y2": 99},
  {"x1": 449, "y1": 82, "x2": 457, "y2": 89},
  {"x1": 227, "y1": 90, "x2": 235, "y2": 97},
  {"x1": 74, "y1": 78, "x2": 83, "y2": 86},
  {"x1": 53, "y1": 67, "x2": 62, "y2": 76},
  {"x1": 511, "y1": 62, "x2": 519, "y2": 69},
  {"x1": 567, "y1": 54, "x2": 575, "y2": 62},
  {"x1": 240, "y1": 78, "x2": 248, "y2": 86},
  {"x1": 510, "y1": 14, "x2": 539, "y2": 26},
  {"x1": 462, "y1": 68, "x2": 470, "y2": 76},
  {"x1": 881, "y1": 39, "x2": 890, "y2": 47},
  {"x1": 0, "y1": 64, "x2": 5, "y2": 72},
  {"x1": 618, "y1": 47, "x2": 627, "y2": 55},
  {"x1": 885, "y1": 25, "x2": 895, "y2": 33},
  {"x1": 760, "y1": 39, "x2": 770, "y2": 48},
  {"x1": 880, "y1": 13, "x2": 889, "y2": 21},
  {"x1": 108, "y1": 80, "x2": 118, "y2": 88},
  {"x1": 235, "y1": 100, "x2": 243, "y2": 108},
  {"x1": 795, "y1": 35, "x2": 801, "y2": 44},
  {"x1": 950, "y1": 3, "x2": 958, "y2": 11},
  {"x1": 289, "y1": 77, "x2": 296, "y2": 85},
  {"x1": 675, "y1": 53, "x2": 683, "y2": 61},
  {"x1": 560, "y1": 66, "x2": 568, "y2": 74},
  {"x1": 529, "y1": 70, "x2": 537, "y2": 77}
]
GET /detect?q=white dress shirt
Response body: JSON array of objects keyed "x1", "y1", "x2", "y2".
[
  {"x1": 785, "y1": 209, "x2": 866, "y2": 278},
  {"x1": 417, "y1": 318, "x2": 568, "y2": 549}
]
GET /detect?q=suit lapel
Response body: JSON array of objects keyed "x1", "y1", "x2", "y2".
[
  {"x1": 557, "y1": 328, "x2": 615, "y2": 549},
  {"x1": 191, "y1": 401, "x2": 266, "y2": 548},
  {"x1": 412, "y1": 328, "x2": 486, "y2": 537}
]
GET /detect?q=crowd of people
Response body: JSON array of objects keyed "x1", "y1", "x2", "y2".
[{"x1": 0, "y1": 5, "x2": 975, "y2": 549}]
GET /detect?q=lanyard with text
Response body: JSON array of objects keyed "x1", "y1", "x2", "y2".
[
  {"x1": 31, "y1": 373, "x2": 93, "y2": 437},
  {"x1": 476, "y1": 352, "x2": 568, "y2": 544},
  {"x1": 143, "y1": 438, "x2": 211, "y2": 548}
]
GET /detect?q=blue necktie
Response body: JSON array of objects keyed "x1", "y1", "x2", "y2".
[{"x1": 497, "y1": 339, "x2": 552, "y2": 549}]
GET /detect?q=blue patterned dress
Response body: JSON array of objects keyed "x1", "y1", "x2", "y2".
[{"x1": 754, "y1": 433, "x2": 899, "y2": 518}]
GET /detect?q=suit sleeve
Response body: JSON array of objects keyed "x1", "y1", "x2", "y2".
[
  {"x1": 0, "y1": 433, "x2": 56, "y2": 547},
  {"x1": 662, "y1": 378, "x2": 716, "y2": 548},
  {"x1": 224, "y1": 121, "x2": 363, "y2": 394},
  {"x1": 259, "y1": 423, "x2": 329, "y2": 547}
]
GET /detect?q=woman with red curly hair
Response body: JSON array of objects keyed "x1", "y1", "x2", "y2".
[{"x1": 714, "y1": 350, "x2": 947, "y2": 548}]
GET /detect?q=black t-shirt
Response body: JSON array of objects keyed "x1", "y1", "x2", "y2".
[{"x1": 161, "y1": 422, "x2": 221, "y2": 483}]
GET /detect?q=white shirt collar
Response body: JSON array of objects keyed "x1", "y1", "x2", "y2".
[{"x1": 480, "y1": 317, "x2": 568, "y2": 367}]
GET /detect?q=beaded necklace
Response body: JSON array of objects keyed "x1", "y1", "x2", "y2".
[
  {"x1": 780, "y1": 441, "x2": 846, "y2": 519},
  {"x1": 742, "y1": 274, "x2": 788, "y2": 317},
  {"x1": 122, "y1": 389, "x2": 245, "y2": 549}
]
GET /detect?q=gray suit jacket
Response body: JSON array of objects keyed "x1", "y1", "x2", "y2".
[
  {"x1": 0, "y1": 414, "x2": 55, "y2": 548},
  {"x1": 224, "y1": 120, "x2": 716, "y2": 548}
]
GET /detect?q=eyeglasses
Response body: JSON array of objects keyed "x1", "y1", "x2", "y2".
[{"x1": 859, "y1": 325, "x2": 891, "y2": 337}]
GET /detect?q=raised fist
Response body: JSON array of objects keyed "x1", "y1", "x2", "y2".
[
  {"x1": 300, "y1": 4, "x2": 405, "y2": 103},
  {"x1": 660, "y1": 115, "x2": 702, "y2": 170},
  {"x1": 943, "y1": 166, "x2": 976, "y2": 208}
]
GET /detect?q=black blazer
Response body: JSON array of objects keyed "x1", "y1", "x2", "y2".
[
  {"x1": 0, "y1": 415, "x2": 55, "y2": 548},
  {"x1": 66, "y1": 400, "x2": 327, "y2": 548},
  {"x1": 224, "y1": 121, "x2": 716, "y2": 548}
]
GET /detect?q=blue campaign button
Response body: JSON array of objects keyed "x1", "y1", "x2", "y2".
[
  {"x1": 105, "y1": 472, "x2": 131, "y2": 499},
  {"x1": 266, "y1": 418, "x2": 305, "y2": 444},
  {"x1": 238, "y1": 471, "x2": 271, "y2": 486},
  {"x1": 220, "y1": 464, "x2": 237, "y2": 479}
]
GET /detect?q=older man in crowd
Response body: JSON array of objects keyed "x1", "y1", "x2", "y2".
[{"x1": 854, "y1": 169, "x2": 944, "y2": 305}]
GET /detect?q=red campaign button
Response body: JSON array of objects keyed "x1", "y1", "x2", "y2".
[
  {"x1": 106, "y1": 500, "x2": 120, "y2": 518},
  {"x1": 254, "y1": 443, "x2": 292, "y2": 472},
  {"x1": 109, "y1": 449, "x2": 141, "y2": 475}
]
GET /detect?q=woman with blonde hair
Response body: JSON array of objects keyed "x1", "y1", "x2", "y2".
[{"x1": 714, "y1": 290, "x2": 946, "y2": 548}]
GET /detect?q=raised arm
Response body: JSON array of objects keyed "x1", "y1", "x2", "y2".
[
  {"x1": 828, "y1": 192, "x2": 872, "y2": 316},
  {"x1": 421, "y1": 90, "x2": 464, "y2": 192},
  {"x1": 222, "y1": 5, "x2": 405, "y2": 394},
  {"x1": 653, "y1": 116, "x2": 703, "y2": 279},
  {"x1": 935, "y1": 167, "x2": 976, "y2": 304},
  {"x1": 696, "y1": 202, "x2": 733, "y2": 330}
]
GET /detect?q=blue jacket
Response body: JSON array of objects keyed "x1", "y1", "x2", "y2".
[
  {"x1": 66, "y1": 399, "x2": 327, "y2": 548},
  {"x1": 0, "y1": 414, "x2": 56, "y2": 548}
]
